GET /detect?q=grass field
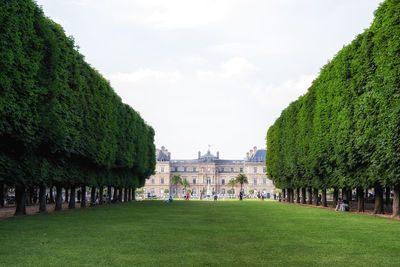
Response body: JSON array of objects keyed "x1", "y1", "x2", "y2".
[{"x1": 1, "y1": 200, "x2": 400, "y2": 266}]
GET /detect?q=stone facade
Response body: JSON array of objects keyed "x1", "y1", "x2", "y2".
[{"x1": 141, "y1": 146, "x2": 275, "y2": 199}]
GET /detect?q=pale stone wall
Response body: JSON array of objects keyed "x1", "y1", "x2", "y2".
[{"x1": 142, "y1": 147, "x2": 276, "y2": 199}]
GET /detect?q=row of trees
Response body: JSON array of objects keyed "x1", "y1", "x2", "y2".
[
  {"x1": 0, "y1": 1, "x2": 155, "y2": 215},
  {"x1": 266, "y1": 0, "x2": 400, "y2": 216}
]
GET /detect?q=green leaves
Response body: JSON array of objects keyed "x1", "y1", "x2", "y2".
[
  {"x1": 266, "y1": 0, "x2": 400, "y2": 191},
  {"x1": 0, "y1": 0, "x2": 155, "y2": 189}
]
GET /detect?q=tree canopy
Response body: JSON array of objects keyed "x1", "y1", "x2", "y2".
[
  {"x1": 266, "y1": 0, "x2": 399, "y2": 196},
  {"x1": 0, "y1": 1, "x2": 155, "y2": 194}
]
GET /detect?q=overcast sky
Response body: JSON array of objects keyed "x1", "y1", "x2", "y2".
[{"x1": 36, "y1": 0, "x2": 382, "y2": 159}]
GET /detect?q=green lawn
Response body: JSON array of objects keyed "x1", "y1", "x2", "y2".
[{"x1": 1, "y1": 200, "x2": 399, "y2": 266}]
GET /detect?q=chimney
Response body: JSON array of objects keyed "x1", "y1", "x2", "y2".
[
  {"x1": 253, "y1": 146, "x2": 257, "y2": 152},
  {"x1": 168, "y1": 152, "x2": 171, "y2": 160},
  {"x1": 161, "y1": 146, "x2": 165, "y2": 151},
  {"x1": 217, "y1": 151, "x2": 219, "y2": 159},
  {"x1": 246, "y1": 152, "x2": 250, "y2": 159},
  {"x1": 198, "y1": 151, "x2": 201, "y2": 159},
  {"x1": 250, "y1": 149, "x2": 253, "y2": 156}
]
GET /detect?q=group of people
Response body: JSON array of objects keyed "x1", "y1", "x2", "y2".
[
  {"x1": 257, "y1": 192, "x2": 266, "y2": 201},
  {"x1": 335, "y1": 198, "x2": 350, "y2": 211}
]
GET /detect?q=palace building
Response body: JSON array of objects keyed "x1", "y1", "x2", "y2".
[{"x1": 141, "y1": 146, "x2": 275, "y2": 199}]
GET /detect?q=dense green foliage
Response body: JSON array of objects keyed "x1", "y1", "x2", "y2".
[
  {"x1": 0, "y1": 1, "x2": 155, "y2": 193},
  {"x1": 2, "y1": 201, "x2": 400, "y2": 266},
  {"x1": 266, "y1": 0, "x2": 399, "y2": 197}
]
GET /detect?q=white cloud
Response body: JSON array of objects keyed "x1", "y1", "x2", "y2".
[
  {"x1": 197, "y1": 57, "x2": 257, "y2": 81},
  {"x1": 115, "y1": 0, "x2": 231, "y2": 29},
  {"x1": 107, "y1": 69, "x2": 181, "y2": 84},
  {"x1": 252, "y1": 74, "x2": 316, "y2": 110}
]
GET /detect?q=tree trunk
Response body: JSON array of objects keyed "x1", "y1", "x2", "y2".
[
  {"x1": 307, "y1": 187, "x2": 312, "y2": 205},
  {"x1": 282, "y1": 189, "x2": 286, "y2": 202},
  {"x1": 321, "y1": 189, "x2": 327, "y2": 207},
  {"x1": 373, "y1": 184, "x2": 384, "y2": 214},
  {"x1": 290, "y1": 189, "x2": 296, "y2": 203},
  {"x1": 39, "y1": 184, "x2": 47, "y2": 213},
  {"x1": 333, "y1": 188, "x2": 338, "y2": 208},
  {"x1": 301, "y1": 188, "x2": 306, "y2": 204},
  {"x1": 124, "y1": 188, "x2": 128, "y2": 202},
  {"x1": 81, "y1": 185, "x2": 86, "y2": 208},
  {"x1": 356, "y1": 187, "x2": 364, "y2": 212},
  {"x1": 55, "y1": 184, "x2": 63, "y2": 211},
  {"x1": 365, "y1": 189, "x2": 369, "y2": 199},
  {"x1": 113, "y1": 186, "x2": 118, "y2": 202},
  {"x1": 99, "y1": 186, "x2": 104, "y2": 205},
  {"x1": 392, "y1": 185, "x2": 400, "y2": 218},
  {"x1": 69, "y1": 186, "x2": 76, "y2": 209},
  {"x1": 128, "y1": 187, "x2": 132, "y2": 202},
  {"x1": 132, "y1": 188, "x2": 136, "y2": 201},
  {"x1": 65, "y1": 187, "x2": 69, "y2": 203},
  {"x1": 313, "y1": 188, "x2": 319, "y2": 206},
  {"x1": 90, "y1": 186, "x2": 96, "y2": 206},
  {"x1": 385, "y1": 187, "x2": 391, "y2": 212},
  {"x1": 296, "y1": 188, "x2": 300, "y2": 203},
  {"x1": 27, "y1": 187, "x2": 33, "y2": 205},
  {"x1": 108, "y1": 186, "x2": 112, "y2": 204},
  {"x1": 0, "y1": 182, "x2": 4, "y2": 208},
  {"x1": 14, "y1": 185, "x2": 26, "y2": 216},
  {"x1": 49, "y1": 186, "x2": 54, "y2": 203},
  {"x1": 342, "y1": 188, "x2": 347, "y2": 201},
  {"x1": 33, "y1": 188, "x2": 38, "y2": 204},
  {"x1": 118, "y1": 188, "x2": 123, "y2": 202}
]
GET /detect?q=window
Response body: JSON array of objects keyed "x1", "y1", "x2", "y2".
[
  {"x1": 220, "y1": 167, "x2": 224, "y2": 172},
  {"x1": 231, "y1": 168, "x2": 234, "y2": 172},
  {"x1": 263, "y1": 178, "x2": 267, "y2": 185},
  {"x1": 263, "y1": 167, "x2": 266, "y2": 173},
  {"x1": 254, "y1": 167, "x2": 257, "y2": 173},
  {"x1": 161, "y1": 177, "x2": 164, "y2": 184},
  {"x1": 160, "y1": 189, "x2": 164, "y2": 194},
  {"x1": 221, "y1": 179, "x2": 225, "y2": 185},
  {"x1": 193, "y1": 167, "x2": 196, "y2": 172},
  {"x1": 253, "y1": 178, "x2": 257, "y2": 185},
  {"x1": 151, "y1": 178, "x2": 155, "y2": 184},
  {"x1": 184, "y1": 167, "x2": 187, "y2": 172},
  {"x1": 240, "y1": 168, "x2": 243, "y2": 173},
  {"x1": 193, "y1": 178, "x2": 196, "y2": 184},
  {"x1": 161, "y1": 167, "x2": 164, "y2": 172},
  {"x1": 222, "y1": 188, "x2": 226, "y2": 194},
  {"x1": 207, "y1": 177, "x2": 211, "y2": 184}
]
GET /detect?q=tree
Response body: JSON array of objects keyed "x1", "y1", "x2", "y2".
[
  {"x1": 235, "y1": 174, "x2": 248, "y2": 193},
  {"x1": 265, "y1": 0, "x2": 400, "y2": 217},
  {"x1": 170, "y1": 175, "x2": 182, "y2": 197},
  {"x1": 227, "y1": 179, "x2": 236, "y2": 197},
  {"x1": 164, "y1": 189, "x2": 169, "y2": 194},
  {"x1": 0, "y1": 0, "x2": 156, "y2": 215},
  {"x1": 182, "y1": 179, "x2": 190, "y2": 193}
]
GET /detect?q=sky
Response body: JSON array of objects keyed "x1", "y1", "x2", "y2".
[{"x1": 36, "y1": 0, "x2": 383, "y2": 159}]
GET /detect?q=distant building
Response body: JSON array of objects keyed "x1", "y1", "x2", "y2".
[{"x1": 141, "y1": 146, "x2": 275, "y2": 199}]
